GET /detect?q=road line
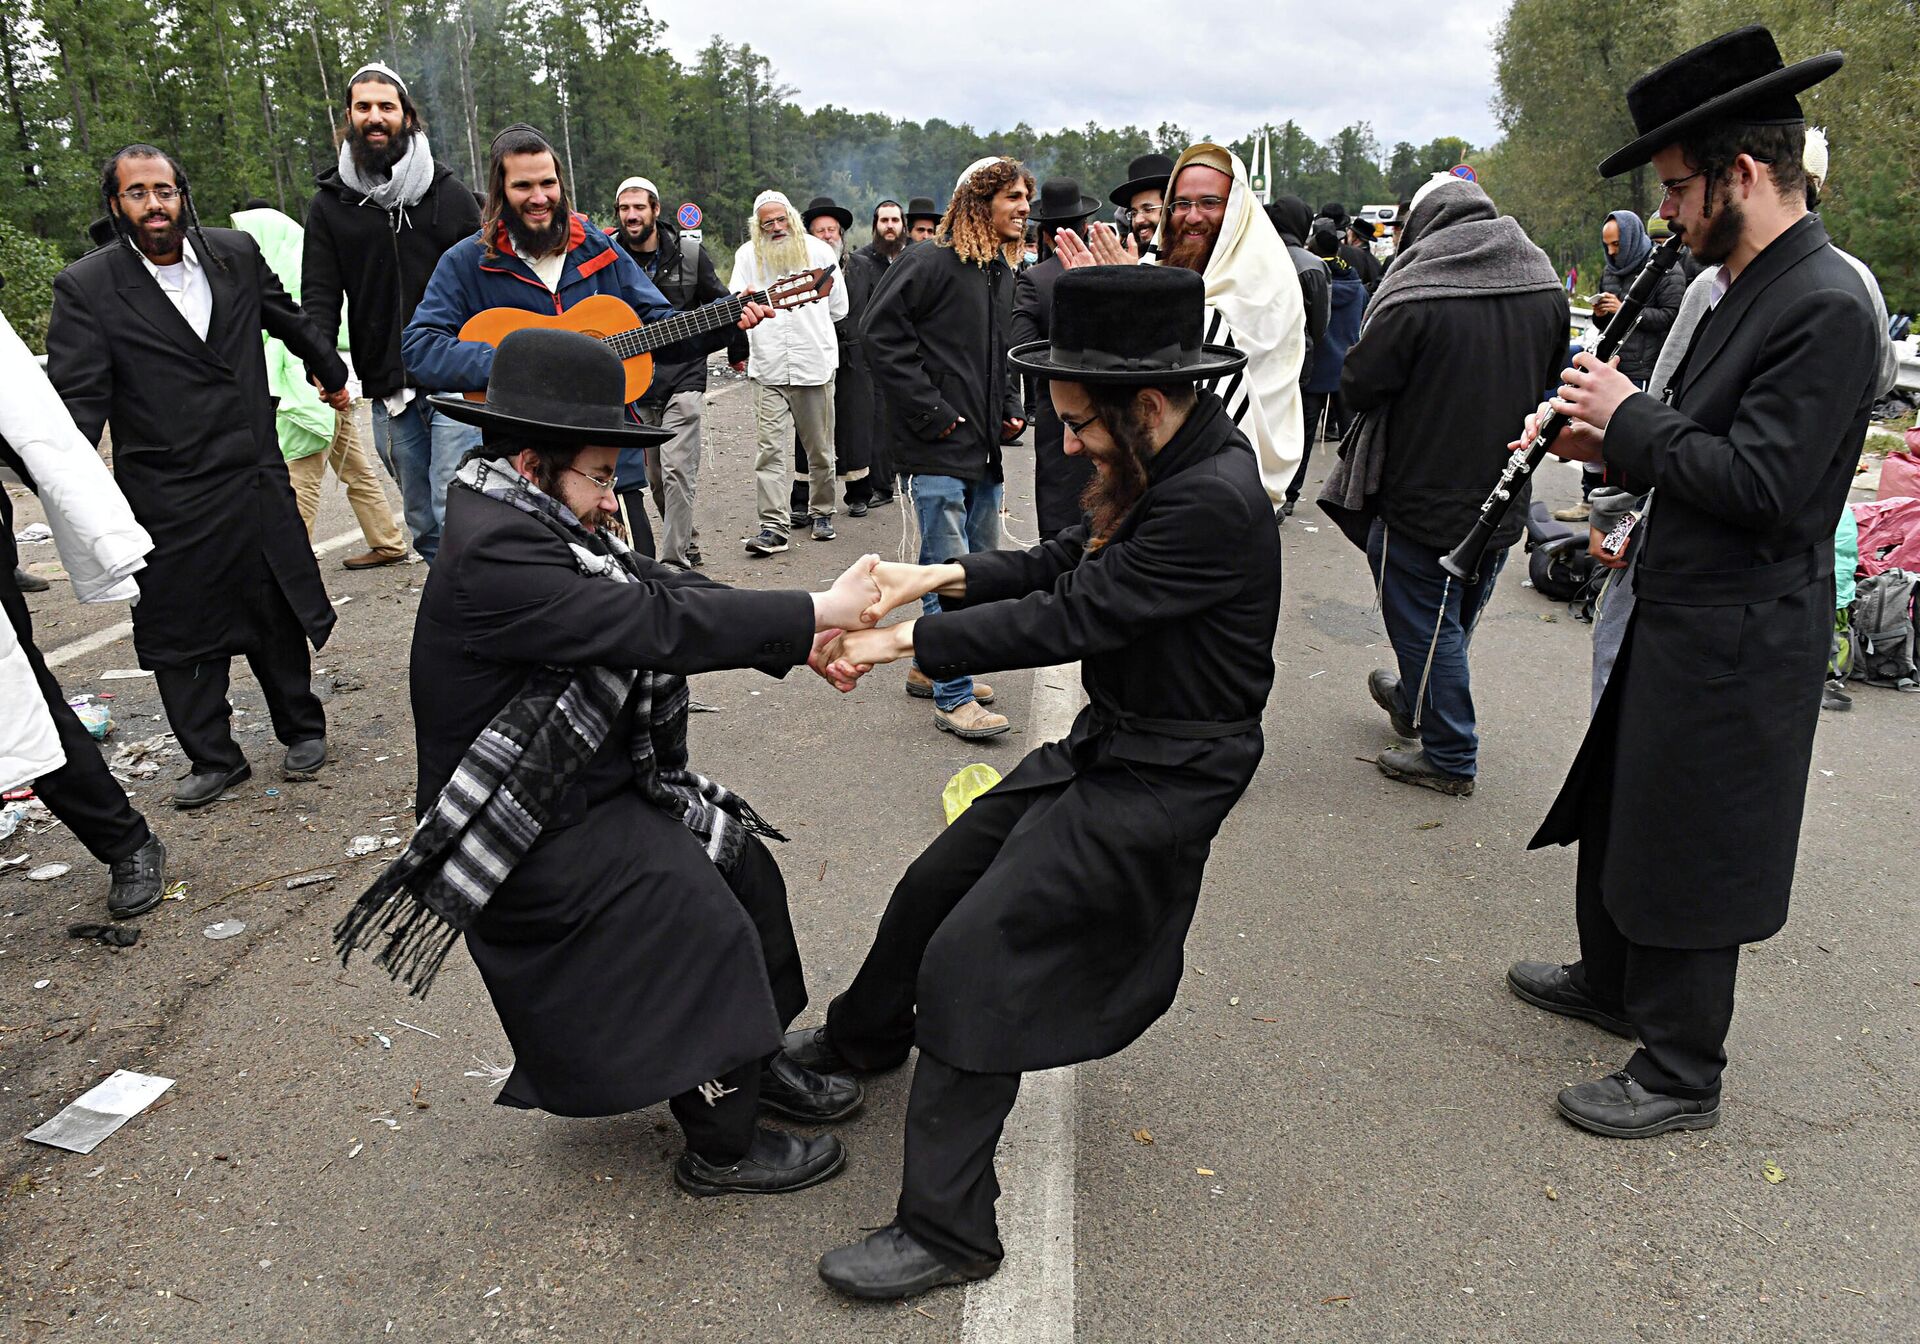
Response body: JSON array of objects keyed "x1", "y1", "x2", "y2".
[
  {"x1": 961, "y1": 662, "x2": 1084, "y2": 1344},
  {"x1": 43, "y1": 513, "x2": 403, "y2": 670}
]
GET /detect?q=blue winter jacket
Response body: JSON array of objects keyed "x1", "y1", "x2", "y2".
[
  {"x1": 1306, "y1": 269, "x2": 1368, "y2": 395},
  {"x1": 401, "y1": 212, "x2": 678, "y2": 393}
]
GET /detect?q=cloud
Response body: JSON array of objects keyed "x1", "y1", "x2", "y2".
[{"x1": 643, "y1": 0, "x2": 1509, "y2": 149}]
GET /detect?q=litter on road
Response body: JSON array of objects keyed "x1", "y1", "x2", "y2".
[
  {"x1": 203, "y1": 920, "x2": 247, "y2": 940},
  {"x1": 24, "y1": 1070, "x2": 175, "y2": 1154}
]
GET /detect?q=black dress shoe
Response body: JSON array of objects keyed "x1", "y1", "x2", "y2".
[
  {"x1": 13, "y1": 565, "x2": 50, "y2": 593},
  {"x1": 173, "y1": 761, "x2": 251, "y2": 809},
  {"x1": 848, "y1": 500, "x2": 869, "y2": 518},
  {"x1": 1376, "y1": 746, "x2": 1473, "y2": 796},
  {"x1": 281, "y1": 737, "x2": 328, "y2": 779},
  {"x1": 1368, "y1": 667, "x2": 1417, "y2": 739},
  {"x1": 870, "y1": 490, "x2": 895, "y2": 506},
  {"x1": 1506, "y1": 961, "x2": 1635, "y2": 1037},
  {"x1": 672, "y1": 1126, "x2": 844, "y2": 1197},
  {"x1": 759, "y1": 1050, "x2": 863, "y2": 1122},
  {"x1": 107, "y1": 836, "x2": 167, "y2": 920},
  {"x1": 1557, "y1": 1071, "x2": 1720, "y2": 1139},
  {"x1": 818, "y1": 1224, "x2": 997, "y2": 1300}
]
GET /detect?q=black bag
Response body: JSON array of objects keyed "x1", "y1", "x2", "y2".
[{"x1": 1850, "y1": 568, "x2": 1920, "y2": 690}]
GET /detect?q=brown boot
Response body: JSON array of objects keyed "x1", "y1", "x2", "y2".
[
  {"x1": 933, "y1": 700, "x2": 1011, "y2": 740},
  {"x1": 906, "y1": 666, "x2": 995, "y2": 704},
  {"x1": 342, "y1": 548, "x2": 408, "y2": 570}
]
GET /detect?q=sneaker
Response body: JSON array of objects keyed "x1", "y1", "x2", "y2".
[
  {"x1": 1551, "y1": 502, "x2": 1592, "y2": 522},
  {"x1": 743, "y1": 528, "x2": 790, "y2": 556},
  {"x1": 685, "y1": 542, "x2": 704, "y2": 568},
  {"x1": 1821, "y1": 679, "x2": 1852, "y2": 712},
  {"x1": 848, "y1": 500, "x2": 869, "y2": 518},
  {"x1": 789, "y1": 509, "x2": 810, "y2": 529},
  {"x1": 934, "y1": 699, "x2": 1011, "y2": 740},
  {"x1": 811, "y1": 516, "x2": 836, "y2": 542},
  {"x1": 906, "y1": 666, "x2": 994, "y2": 704}
]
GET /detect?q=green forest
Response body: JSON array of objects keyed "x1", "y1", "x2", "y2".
[{"x1": 2, "y1": 0, "x2": 1916, "y2": 350}]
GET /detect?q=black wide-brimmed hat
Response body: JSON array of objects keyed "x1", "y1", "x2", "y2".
[
  {"x1": 1008, "y1": 266, "x2": 1246, "y2": 386},
  {"x1": 801, "y1": 194, "x2": 853, "y2": 230},
  {"x1": 1598, "y1": 26, "x2": 1843, "y2": 177},
  {"x1": 904, "y1": 195, "x2": 942, "y2": 224},
  {"x1": 1109, "y1": 153, "x2": 1175, "y2": 208},
  {"x1": 1032, "y1": 177, "x2": 1101, "y2": 224},
  {"x1": 429, "y1": 328, "x2": 671, "y2": 446}
]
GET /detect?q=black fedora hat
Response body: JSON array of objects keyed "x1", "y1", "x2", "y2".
[
  {"x1": 1031, "y1": 177, "x2": 1101, "y2": 224},
  {"x1": 429, "y1": 328, "x2": 671, "y2": 446},
  {"x1": 1008, "y1": 266, "x2": 1246, "y2": 386},
  {"x1": 904, "y1": 195, "x2": 942, "y2": 224},
  {"x1": 801, "y1": 194, "x2": 853, "y2": 230},
  {"x1": 1598, "y1": 26, "x2": 1842, "y2": 177},
  {"x1": 1109, "y1": 152, "x2": 1176, "y2": 209}
]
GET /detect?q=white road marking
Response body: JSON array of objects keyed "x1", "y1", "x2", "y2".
[
  {"x1": 43, "y1": 514, "x2": 403, "y2": 670},
  {"x1": 961, "y1": 662, "x2": 1083, "y2": 1344}
]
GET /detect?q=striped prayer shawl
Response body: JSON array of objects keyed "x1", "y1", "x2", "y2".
[{"x1": 333, "y1": 458, "x2": 781, "y2": 996}]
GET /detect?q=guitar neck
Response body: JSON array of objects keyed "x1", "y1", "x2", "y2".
[{"x1": 602, "y1": 291, "x2": 762, "y2": 360}]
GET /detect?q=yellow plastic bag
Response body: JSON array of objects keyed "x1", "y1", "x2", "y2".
[{"x1": 941, "y1": 763, "x2": 1003, "y2": 824}]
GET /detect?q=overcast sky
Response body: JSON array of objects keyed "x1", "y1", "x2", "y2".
[{"x1": 642, "y1": 0, "x2": 1510, "y2": 152}]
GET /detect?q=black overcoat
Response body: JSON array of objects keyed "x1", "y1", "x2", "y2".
[
  {"x1": 832, "y1": 248, "x2": 878, "y2": 477},
  {"x1": 911, "y1": 395, "x2": 1282, "y2": 1072},
  {"x1": 411, "y1": 485, "x2": 819, "y2": 1114},
  {"x1": 1010, "y1": 255, "x2": 1095, "y2": 537},
  {"x1": 1531, "y1": 216, "x2": 1879, "y2": 948},
  {"x1": 45, "y1": 230, "x2": 348, "y2": 668}
]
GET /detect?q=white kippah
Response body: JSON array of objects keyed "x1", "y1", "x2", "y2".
[
  {"x1": 1409, "y1": 171, "x2": 1466, "y2": 216},
  {"x1": 1803, "y1": 127, "x2": 1828, "y2": 190},
  {"x1": 753, "y1": 188, "x2": 794, "y2": 214},
  {"x1": 616, "y1": 176, "x2": 660, "y2": 202},
  {"x1": 348, "y1": 61, "x2": 408, "y2": 97},
  {"x1": 956, "y1": 156, "x2": 1004, "y2": 191}
]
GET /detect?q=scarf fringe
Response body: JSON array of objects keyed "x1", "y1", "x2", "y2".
[{"x1": 333, "y1": 885, "x2": 463, "y2": 998}]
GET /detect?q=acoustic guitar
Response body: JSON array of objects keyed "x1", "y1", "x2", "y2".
[{"x1": 456, "y1": 264, "x2": 838, "y2": 403}]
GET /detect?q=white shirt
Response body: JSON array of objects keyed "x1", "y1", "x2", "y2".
[
  {"x1": 138, "y1": 235, "x2": 213, "y2": 341},
  {"x1": 728, "y1": 233, "x2": 849, "y2": 387},
  {"x1": 512, "y1": 240, "x2": 566, "y2": 292}
]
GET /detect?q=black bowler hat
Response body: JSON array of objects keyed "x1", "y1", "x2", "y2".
[
  {"x1": 1008, "y1": 266, "x2": 1246, "y2": 386},
  {"x1": 904, "y1": 195, "x2": 942, "y2": 225},
  {"x1": 1598, "y1": 26, "x2": 1843, "y2": 177},
  {"x1": 1109, "y1": 152, "x2": 1175, "y2": 209},
  {"x1": 429, "y1": 328, "x2": 671, "y2": 446},
  {"x1": 801, "y1": 194, "x2": 853, "y2": 230},
  {"x1": 1031, "y1": 177, "x2": 1100, "y2": 224}
]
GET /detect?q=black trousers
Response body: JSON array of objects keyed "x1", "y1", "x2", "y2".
[
  {"x1": 152, "y1": 580, "x2": 325, "y2": 773},
  {"x1": 667, "y1": 1056, "x2": 762, "y2": 1164},
  {"x1": 2, "y1": 577, "x2": 152, "y2": 864},
  {"x1": 896, "y1": 1052, "x2": 1018, "y2": 1269},
  {"x1": 614, "y1": 484, "x2": 657, "y2": 560},
  {"x1": 1291, "y1": 391, "x2": 1334, "y2": 504},
  {"x1": 1568, "y1": 834, "x2": 1740, "y2": 1100}
]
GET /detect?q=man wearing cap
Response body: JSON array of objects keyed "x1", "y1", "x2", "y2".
[
  {"x1": 903, "y1": 196, "x2": 942, "y2": 245},
  {"x1": 732, "y1": 190, "x2": 850, "y2": 554},
  {"x1": 861, "y1": 157, "x2": 1032, "y2": 740},
  {"x1": 792, "y1": 265, "x2": 1282, "y2": 1299},
  {"x1": 303, "y1": 62, "x2": 481, "y2": 565},
  {"x1": 1110, "y1": 151, "x2": 1175, "y2": 255},
  {"x1": 607, "y1": 174, "x2": 735, "y2": 568},
  {"x1": 1011, "y1": 177, "x2": 1101, "y2": 538},
  {"x1": 1509, "y1": 26, "x2": 1881, "y2": 1139},
  {"x1": 338, "y1": 325, "x2": 883, "y2": 1197}
]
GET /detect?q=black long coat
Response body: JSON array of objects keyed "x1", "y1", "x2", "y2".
[
  {"x1": 1010, "y1": 255, "x2": 1095, "y2": 538},
  {"x1": 1531, "y1": 216, "x2": 1880, "y2": 948},
  {"x1": 832, "y1": 248, "x2": 877, "y2": 477},
  {"x1": 911, "y1": 394, "x2": 1282, "y2": 1072},
  {"x1": 45, "y1": 230, "x2": 348, "y2": 668},
  {"x1": 411, "y1": 486, "x2": 818, "y2": 1114}
]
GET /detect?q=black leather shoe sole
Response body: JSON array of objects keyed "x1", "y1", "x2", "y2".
[
  {"x1": 1556, "y1": 1095, "x2": 1720, "y2": 1139},
  {"x1": 820, "y1": 1258, "x2": 978, "y2": 1301},
  {"x1": 1506, "y1": 968, "x2": 1635, "y2": 1038},
  {"x1": 174, "y1": 762, "x2": 251, "y2": 809},
  {"x1": 672, "y1": 1141, "x2": 845, "y2": 1198}
]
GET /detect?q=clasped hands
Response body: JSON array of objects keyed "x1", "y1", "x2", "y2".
[{"x1": 806, "y1": 558, "x2": 967, "y2": 693}]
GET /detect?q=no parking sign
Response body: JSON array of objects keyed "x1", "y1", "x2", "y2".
[{"x1": 676, "y1": 202, "x2": 703, "y2": 230}]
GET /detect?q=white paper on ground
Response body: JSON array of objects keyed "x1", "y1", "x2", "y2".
[{"x1": 24, "y1": 1070, "x2": 175, "y2": 1154}]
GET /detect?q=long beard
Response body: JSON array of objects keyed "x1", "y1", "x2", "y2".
[
  {"x1": 1160, "y1": 220, "x2": 1218, "y2": 274},
  {"x1": 753, "y1": 229, "x2": 809, "y2": 278},
  {"x1": 349, "y1": 126, "x2": 409, "y2": 178},
  {"x1": 506, "y1": 203, "x2": 569, "y2": 258},
  {"x1": 874, "y1": 232, "x2": 904, "y2": 258},
  {"x1": 1080, "y1": 422, "x2": 1154, "y2": 547}
]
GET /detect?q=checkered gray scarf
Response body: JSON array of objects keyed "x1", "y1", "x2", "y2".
[{"x1": 333, "y1": 457, "x2": 782, "y2": 996}]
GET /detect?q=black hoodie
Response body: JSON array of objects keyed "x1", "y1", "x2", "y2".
[{"x1": 302, "y1": 157, "x2": 480, "y2": 400}]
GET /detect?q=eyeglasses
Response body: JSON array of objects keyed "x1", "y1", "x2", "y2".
[
  {"x1": 756, "y1": 218, "x2": 789, "y2": 234},
  {"x1": 119, "y1": 186, "x2": 180, "y2": 204},
  {"x1": 1129, "y1": 203, "x2": 1164, "y2": 220},
  {"x1": 1168, "y1": 196, "x2": 1227, "y2": 215},
  {"x1": 1659, "y1": 156, "x2": 1773, "y2": 203},
  {"x1": 567, "y1": 465, "x2": 619, "y2": 496},
  {"x1": 1058, "y1": 410, "x2": 1102, "y2": 438}
]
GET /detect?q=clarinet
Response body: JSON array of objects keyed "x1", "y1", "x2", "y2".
[{"x1": 1440, "y1": 232, "x2": 1687, "y2": 582}]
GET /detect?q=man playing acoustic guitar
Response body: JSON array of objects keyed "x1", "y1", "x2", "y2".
[{"x1": 402, "y1": 124, "x2": 776, "y2": 558}]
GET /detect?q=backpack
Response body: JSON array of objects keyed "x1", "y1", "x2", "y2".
[{"x1": 1850, "y1": 568, "x2": 1920, "y2": 690}]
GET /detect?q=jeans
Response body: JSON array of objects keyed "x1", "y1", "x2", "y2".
[
  {"x1": 370, "y1": 397, "x2": 480, "y2": 564},
  {"x1": 906, "y1": 473, "x2": 1003, "y2": 711},
  {"x1": 1366, "y1": 517, "x2": 1506, "y2": 777}
]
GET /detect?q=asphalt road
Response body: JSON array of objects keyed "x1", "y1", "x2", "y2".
[{"x1": 4, "y1": 379, "x2": 1915, "y2": 1342}]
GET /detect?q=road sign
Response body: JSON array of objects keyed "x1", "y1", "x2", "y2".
[
  {"x1": 1450, "y1": 163, "x2": 1478, "y2": 182},
  {"x1": 676, "y1": 202, "x2": 703, "y2": 230}
]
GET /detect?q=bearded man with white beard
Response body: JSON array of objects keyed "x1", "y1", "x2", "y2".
[{"x1": 732, "y1": 190, "x2": 850, "y2": 554}]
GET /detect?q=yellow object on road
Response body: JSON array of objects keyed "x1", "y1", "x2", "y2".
[{"x1": 941, "y1": 763, "x2": 1003, "y2": 824}]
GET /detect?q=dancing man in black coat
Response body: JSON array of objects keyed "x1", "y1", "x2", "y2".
[
  {"x1": 47, "y1": 146, "x2": 352, "y2": 808},
  {"x1": 793, "y1": 266, "x2": 1283, "y2": 1299},
  {"x1": 1507, "y1": 27, "x2": 1881, "y2": 1139}
]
